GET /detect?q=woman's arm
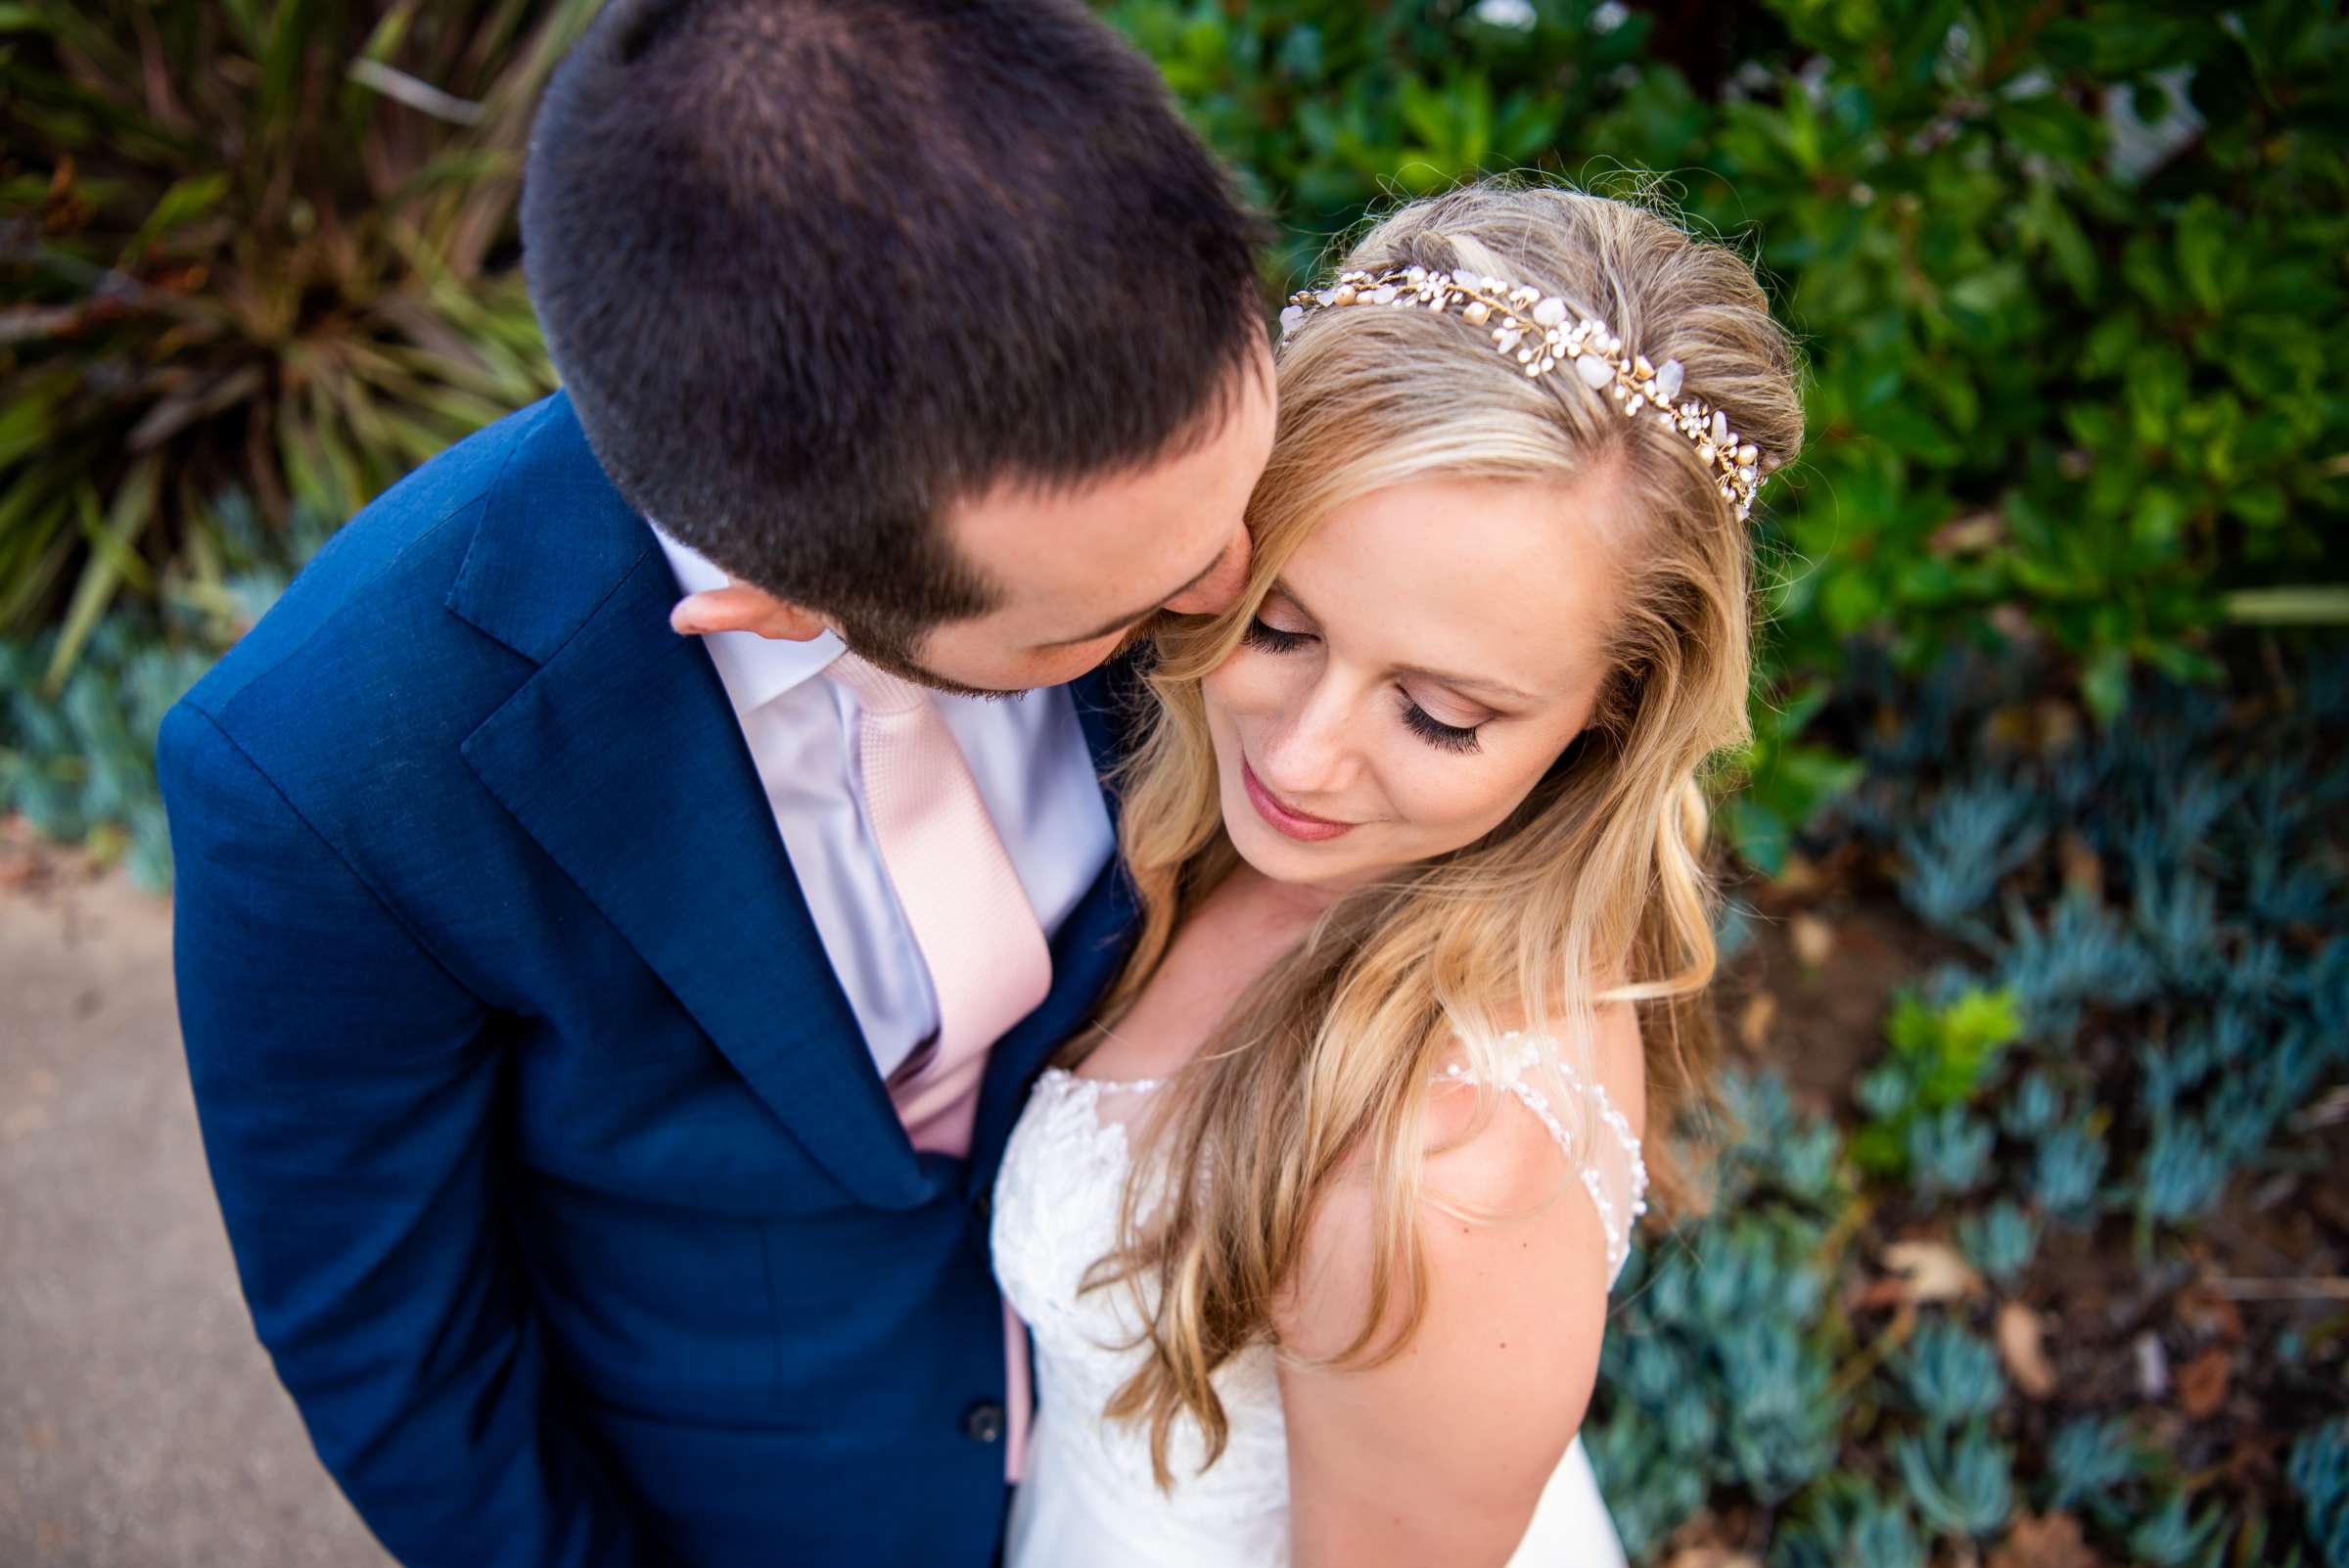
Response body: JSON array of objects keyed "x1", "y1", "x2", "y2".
[{"x1": 1274, "y1": 1002, "x2": 1642, "y2": 1568}]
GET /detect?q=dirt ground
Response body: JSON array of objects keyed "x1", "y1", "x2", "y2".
[{"x1": 0, "y1": 847, "x2": 392, "y2": 1568}]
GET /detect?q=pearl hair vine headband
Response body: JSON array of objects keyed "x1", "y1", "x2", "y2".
[{"x1": 1279, "y1": 264, "x2": 1777, "y2": 522}]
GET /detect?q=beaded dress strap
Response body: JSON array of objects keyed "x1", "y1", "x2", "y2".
[{"x1": 1435, "y1": 1035, "x2": 1649, "y2": 1278}]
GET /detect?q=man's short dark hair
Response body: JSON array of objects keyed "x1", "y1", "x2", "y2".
[{"x1": 521, "y1": 0, "x2": 1267, "y2": 658}]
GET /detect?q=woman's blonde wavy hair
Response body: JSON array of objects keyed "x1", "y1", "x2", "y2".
[{"x1": 1076, "y1": 181, "x2": 1803, "y2": 1485}]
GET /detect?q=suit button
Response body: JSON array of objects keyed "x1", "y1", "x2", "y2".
[
  {"x1": 963, "y1": 1401, "x2": 1006, "y2": 1444},
  {"x1": 970, "y1": 1190, "x2": 991, "y2": 1222}
]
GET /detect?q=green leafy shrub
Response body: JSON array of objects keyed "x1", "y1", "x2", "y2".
[
  {"x1": 0, "y1": 0, "x2": 593, "y2": 684},
  {"x1": 1850, "y1": 984, "x2": 2019, "y2": 1176},
  {"x1": 1110, "y1": 0, "x2": 2349, "y2": 722},
  {"x1": 0, "y1": 2, "x2": 601, "y2": 867}
]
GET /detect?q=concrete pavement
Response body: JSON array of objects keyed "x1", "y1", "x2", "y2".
[{"x1": 0, "y1": 854, "x2": 392, "y2": 1568}]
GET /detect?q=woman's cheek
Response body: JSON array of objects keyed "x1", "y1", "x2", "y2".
[
  {"x1": 1383, "y1": 745, "x2": 1530, "y2": 853},
  {"x1": 1203, "y1": 646, "x2": 1288, "y2": 722}
]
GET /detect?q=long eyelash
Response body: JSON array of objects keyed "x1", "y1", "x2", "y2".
[
  {"x1": 1241, "y1": 617, "x2": 1312, "y2": 654},
  {"x1": 1401, "y1": 699, "x2": 1482, "y2": 755}
]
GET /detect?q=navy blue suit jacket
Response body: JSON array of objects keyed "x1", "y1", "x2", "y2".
[{"x1": 160, "y1": 392, "x2": 1140, "y2": 1568}]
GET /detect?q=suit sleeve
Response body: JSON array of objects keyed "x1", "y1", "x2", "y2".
[{"x1": 160, "y1": 702, "x2": 663, "y2": 1568}]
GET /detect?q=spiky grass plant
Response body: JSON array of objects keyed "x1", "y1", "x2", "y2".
[{"x1": 1, "y1": 0, "x2": 599, "y2": 687}]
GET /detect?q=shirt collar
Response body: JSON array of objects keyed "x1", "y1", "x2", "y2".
[{"x1": 649, "y1": 523, "x2": 844, "y2": 715}]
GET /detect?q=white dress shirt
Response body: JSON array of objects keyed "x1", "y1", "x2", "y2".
[{"x1": 653, "y1": 528, "x2": 1118, "y2": 1079}]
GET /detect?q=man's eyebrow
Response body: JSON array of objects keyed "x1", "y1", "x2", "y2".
[
  {"x1": 1037, "y1": 549, "x2": 1226, "y2": 649},
  {"x1": 1275, "y1": 580, "x2": 1537, "y2": 708}
]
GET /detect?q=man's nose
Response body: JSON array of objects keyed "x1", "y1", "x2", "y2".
[{"x1": 1163, "y1": 530, "x2": 1252, "y2": 617}]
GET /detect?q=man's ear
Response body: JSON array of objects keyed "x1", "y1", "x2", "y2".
[{"x1": 669, "y1": 581, "x2": 832, "y2": 642}]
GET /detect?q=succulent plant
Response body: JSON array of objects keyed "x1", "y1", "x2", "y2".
[
  {"x1": 2127, "y1": 1491, "x2": 2227, "y2": 1568},
  {"x1": 1898, "y1": 1318, "x2": 2007, "y2": 1428},
  {"x1": 1999, "y1": 1071, "x2": 2066, "y2": 1140},
  {"x1": 2289, "y1": 1418, "x2": 2349, "y2": 1568},
  {"x1": 2031, "y1": 1121, "x2": 2109, "y2": 1224},
  {"x1": 2140, "y1": 1120, "x2": 2228, "y2": 1225},
  {"x1": 1896, "y1": 1422, "x2": 2015, "y2": 1538},
  {"x1": 1908, "y1": 1106, "x2": 1995, "y2": 1197},
  {"x1": 1900, "y1": 781, "x2": 2047, "y2": 942},
  {"x1": 2046, "y1": 1414, "x2": 2142, "y2": 1512},
  {"x1": 1769, "y1": 1481, "x2": 1927, "y2": 1568},
  {"x1": 1999, "y1": 891, "x2": 2159, "y2": 1038},
  {"x1": 1583, "y1": 1414, "x2": 1709, "y2": 1563},
  {"x1": 1957, "y1": 1201, "x2": 2040, "y2": 1290},
  {"x1": 1586, "y1": 1071, "x2": 1849, "y2": 1555}
]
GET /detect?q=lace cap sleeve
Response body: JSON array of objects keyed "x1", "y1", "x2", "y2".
[{"x1": 1436, "y1": 1033, "x2": 1649, "y2": 1283}]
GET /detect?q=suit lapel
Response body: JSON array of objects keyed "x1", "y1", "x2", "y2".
[{"x1": 453, "y1": 396, "x2": 926, "y2": 1211}]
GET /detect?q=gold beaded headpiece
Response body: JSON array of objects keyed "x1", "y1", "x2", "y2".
[{"x1": 1280, "y1": 265, "x2": 1774, "y2": 521}]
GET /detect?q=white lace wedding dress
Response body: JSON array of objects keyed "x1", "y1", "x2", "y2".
[{"x1": 992, "y1": 1036, "x2": 1644, "y2": 1567}]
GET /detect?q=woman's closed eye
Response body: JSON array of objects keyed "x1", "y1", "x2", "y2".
[
  {"x1": 1399, "y1": 699, "x2": 1482, "y2": 755},
  {"x1": 1240, "y1": 615, "x2": 1313, "y2": 655},
  {"x1": 1244, "y1": 615, "x2": 1487, "y2": 756}
]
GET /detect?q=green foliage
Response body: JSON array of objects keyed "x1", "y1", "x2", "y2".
[
  {"x1": 1955, "y1": 1199, "x2": 2038, "y2": 1289},
  {"x1": 2046, "y1": 1414, "x2": 2143, "y2": 1513},
  {"x1": 1586, "y1": 1071, "x2": 1852, "y2": 1556},
  {"x1": 1852, "y1": 984, "x2": 2019, "y2": 1176},
  {"x1": 2293, "y1": 1417, "x2": 2349, "y2": 1568},
  {"x1": 1111, "y1": 0, "x2": 2349, "y2": 736},
  {"x1": 1897, "y1": 1421, "x2": 2015, "y2": 1539},
  {"x1": 1819, "y1": 643, "x2": 2347, "y2": 1568},
  {"x1": 1769, "y1": 1478, "x2": 1927, "y2": 1568},
  {"x1": 1719, "y1": 679, "x2": 1865, "y2": 877},
  {"x1": 0, "y1": 1, "x2": 592, "y2": 683},
  {"x1": 0, "y1": 492, "x2": 333, "y2": 886},
  {"x1": 1896, "y1": 1317, "x2": 2006, "y2": 1427},
  {"x1": 2127, "y1": 1492, "x2": 2228, "y2": 1568}
]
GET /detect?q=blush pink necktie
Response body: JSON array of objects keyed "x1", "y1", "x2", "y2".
[{"x1": 826, "y1": 651, "x2": 1051, "y2": 1479}]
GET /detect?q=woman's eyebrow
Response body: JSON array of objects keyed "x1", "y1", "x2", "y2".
[
  {"x1": 1397, "y1": 665, "x2": 1535, "y2": 707},
  {"x1": 1276, "y1": 580, "x2": 1536, "y2": 707}
]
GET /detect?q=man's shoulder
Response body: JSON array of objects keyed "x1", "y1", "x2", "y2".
[{"x1": 176, "y1": 398, "x2": 565, "y2": 774}]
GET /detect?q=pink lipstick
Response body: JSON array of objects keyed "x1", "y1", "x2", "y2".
[{"x1": 1241, "y1": 759, "x2": 1356, "y2": 843}]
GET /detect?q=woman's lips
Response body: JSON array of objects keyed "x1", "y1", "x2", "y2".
[{"x1": 1241, "y1": 758, "x2": 1356, "y2": 843}]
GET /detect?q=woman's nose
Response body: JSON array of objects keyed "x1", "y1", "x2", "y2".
[{"x1": 1256, "y1": 680, "x2": 1356, "y2": 798}]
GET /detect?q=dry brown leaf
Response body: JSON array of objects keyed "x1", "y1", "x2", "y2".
[
  {"x1": 1932, "y1": 510, "x2": 2005, "y2": 556},
  {"x1": 1789, "y1": 912, "x2": 1835, "y2": 968},
  {"x1": 1883, "y1": 1239, "x2": 1983, "y2": 1305},
  {"x1": 2174, "y1": 1283, "x2": 2244, "y2": 1342},
  {"x1": 2036, "y1": 697, "x2": 2083, "y2": 751},
  {"x1": 2056, "y1": 830, "x2": 2102, "y2": 900},
  {"x1": 1998, "y1": 1301, "x2": 2058, "y2": 1400},
  {"x1": 1773, "y1": 853, "x2": 1824, "y2": 897},
  {"x1": 1851, "y1": 1275, "x2": 1911, "y2": 1313},
  {"x1": 2178, "y1": 1344, "x2": 2231, "y2": 1419},
  {"x1": 1737, "y1": 992, "x2": 1777, "y2": 1050},
  {"x1": 1988, "y1": 1511, "x2": 2107, "y2": 1568},
  {"x1": 1662, "y1": 1550, "x2": 1762, "y2": 1568}
]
